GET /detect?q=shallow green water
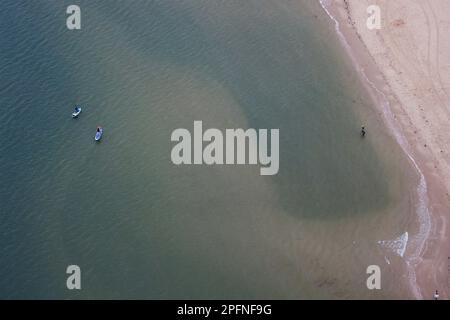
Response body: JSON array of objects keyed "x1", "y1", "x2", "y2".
[{"x1": 0, "y1": 0, "x2": 416, "y2": 298}]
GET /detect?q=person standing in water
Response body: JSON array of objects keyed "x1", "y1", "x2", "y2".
[{"x1": 361, "y1": 126, "x2": 366, "y2": 138}]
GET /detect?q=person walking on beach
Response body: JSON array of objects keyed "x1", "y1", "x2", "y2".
[
  {"x1": 434, "y1": 290, "x2": 439, "y2": 300},
  {"x1": 361, "y1": 126, "x2": 366, "y2": 138}
]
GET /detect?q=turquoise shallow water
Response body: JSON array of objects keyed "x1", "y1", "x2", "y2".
[{"x1": 0, "y1": 0, "x2": 416, "y2": 298}]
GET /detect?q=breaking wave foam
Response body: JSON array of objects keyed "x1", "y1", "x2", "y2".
[{"x1": 318, "y1": 0, "x2": 432, "y2": 299}]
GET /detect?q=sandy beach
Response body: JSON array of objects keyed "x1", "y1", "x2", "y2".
[{"x1": 321, "y1": 0, "x2": 450, "y2": 299}]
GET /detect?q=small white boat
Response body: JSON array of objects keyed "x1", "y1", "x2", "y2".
[
  {"x1": 72, "y1": 106, "x2": 82, "y2": 118},
  {"x1": 95, "y1": 127, "x2": 103, "y2": 141}
]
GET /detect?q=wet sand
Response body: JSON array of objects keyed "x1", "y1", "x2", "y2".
[{"x1": 319, "y1": 0, "x2": 450, "y2": 299}]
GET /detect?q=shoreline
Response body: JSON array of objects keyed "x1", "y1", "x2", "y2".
[{"x1": 318, "y1": 0, "x2": 450, "y2": 299}]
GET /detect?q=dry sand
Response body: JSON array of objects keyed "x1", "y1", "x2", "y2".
[{"x1": 320, "y1": 0, "x2": 450, "y2": 299}]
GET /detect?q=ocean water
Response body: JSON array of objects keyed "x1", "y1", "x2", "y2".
[{"x1": 0, "y1": 0, "x2": 417, "y2": 299}]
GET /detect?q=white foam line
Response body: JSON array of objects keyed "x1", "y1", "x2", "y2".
[{"x1": 318, "y1": 0, "x2": 432, "y2": 299}]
